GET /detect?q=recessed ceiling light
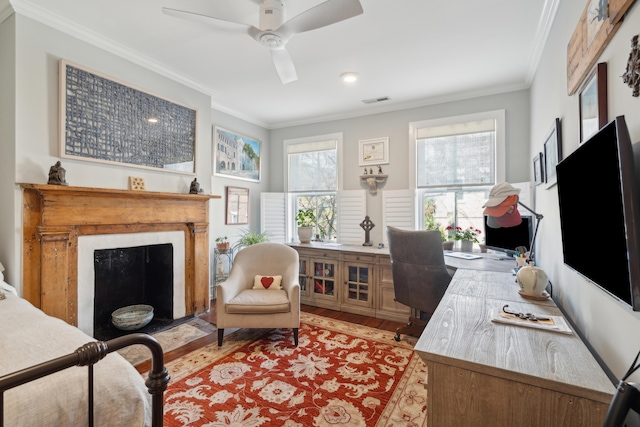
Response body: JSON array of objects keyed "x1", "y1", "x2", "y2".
[
  {"x1": 341, "y1": 72, "x2": 358, "y2": 83},
  {"x1": 147, "y1": 118, "x2": 158, "y2": 123}
]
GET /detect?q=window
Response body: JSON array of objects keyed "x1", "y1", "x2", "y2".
[
  {"x1": 286, "y1": 134, "x2": 342, "y2": 241},
  {"x1": 410, "y1": 110, "x2": 505, "y2": 242}
]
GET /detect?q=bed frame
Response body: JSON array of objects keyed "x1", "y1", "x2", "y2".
[{"x1": 0, "y1": 333, "x2": 169, "y2": 427}]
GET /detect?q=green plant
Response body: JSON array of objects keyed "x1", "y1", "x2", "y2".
[
  {"x1": 446, "y1": 225, "x2": 481, "y2": 243},
  {"x1": 215, "y1": 236, "x2": 228, "y2": 244},
  {"x1": 295, "y1": 208, "x2": 316, "y2": 227},
  {"x1": 233, "y1": 228, "x2": 269, "y2": 250},
  {"x1": 425, "y1": 222, "x2": 447, "y2": 242}
]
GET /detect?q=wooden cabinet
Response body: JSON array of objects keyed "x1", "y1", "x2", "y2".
[
  {"x1": 296, "y1": 248, "x2": 339, "y2": 309},
  {"x1": 341, "y1": 253, "x2": 376, "y2": 317},
  {"x1": 376, "y1": 256, "x2": 411, "y2": 323},
  {"x1": 290, "y1": 244, "x2": 408, "y2": 321}
]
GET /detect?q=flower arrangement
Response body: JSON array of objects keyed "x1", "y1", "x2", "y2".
[{"x1": 446, "y1": 226, "x2": 482, "y2": 243}]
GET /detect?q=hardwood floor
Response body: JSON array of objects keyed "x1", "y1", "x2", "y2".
[{"x1": 135, "y1": 302, "x2": 406, "y2": 373}]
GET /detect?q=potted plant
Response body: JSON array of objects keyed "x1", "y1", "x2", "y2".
[
  {"x1": 447, "y1": 226, "x2": 481, "y2": 252},
  {"x1": 232, "y1": 228, "x2": 269, "y2": 251},
  {"x1": 295, "y1": 208, "x2": 315, "y2": 243},
  {"x1": 215, "y1": 236, "x2": 230, "y2": 252}
]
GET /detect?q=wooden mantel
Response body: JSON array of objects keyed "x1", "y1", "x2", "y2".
[{"x1": 20, "y1": 183, "x2": 220, "y2": 326}]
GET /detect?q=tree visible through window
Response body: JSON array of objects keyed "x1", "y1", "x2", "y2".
[{"x1": 287, "y1": 137, "x2": 339, "y2": 241}]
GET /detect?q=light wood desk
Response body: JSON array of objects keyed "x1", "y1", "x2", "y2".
[{"x1": 414, "y1": 269, "x2": 615, "y2": 427}]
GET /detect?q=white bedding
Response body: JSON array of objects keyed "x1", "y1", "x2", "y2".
[{"x1": 0, "y1": 284, "x2": 152, "y2": 426}]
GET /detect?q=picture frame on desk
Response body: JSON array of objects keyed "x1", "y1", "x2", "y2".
[{"x1": 543, "y1": 118, "x2": 562, "y2": 189}]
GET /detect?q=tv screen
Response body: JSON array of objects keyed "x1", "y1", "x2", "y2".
[
  {"x1": 483, "y1": 215, "x2": 533, "y2": 257},
  {"x1": 556, "y1": 116, "x2": 640, "y2": 311}
]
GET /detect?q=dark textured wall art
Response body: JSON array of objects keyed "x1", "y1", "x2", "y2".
[{"x1": 59, "y1": 60, "x2": 197, "y2": 173}]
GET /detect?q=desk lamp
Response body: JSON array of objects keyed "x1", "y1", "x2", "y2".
[{"x1": 482, "y1": 182, "x2": 544, "y2": 263}]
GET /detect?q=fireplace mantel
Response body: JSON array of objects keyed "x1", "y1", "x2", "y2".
[{"x1": 20, "y1": 183, "x2": 220, "y2": 326}]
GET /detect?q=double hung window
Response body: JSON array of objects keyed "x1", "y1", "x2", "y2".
[{"x1": 410, "y1": 110, "x2": 505, "y2": 241}]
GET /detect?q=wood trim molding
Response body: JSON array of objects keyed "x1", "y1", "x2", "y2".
[{"x1": 20, "y1": 183, "x2": 220, "y2": 326}]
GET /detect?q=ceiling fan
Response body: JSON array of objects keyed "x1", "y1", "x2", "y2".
[{"x1": 162, "y1": 0, "x2": 363, "y2": 85}]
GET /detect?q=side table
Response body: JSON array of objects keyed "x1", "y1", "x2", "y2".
[{"x1": 211, "y1": 248, "x2": 234, "y2": 299}]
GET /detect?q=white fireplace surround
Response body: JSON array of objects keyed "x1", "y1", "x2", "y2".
[{"x1": 77, "y1": 231, "x2": 186, "y2": 336}]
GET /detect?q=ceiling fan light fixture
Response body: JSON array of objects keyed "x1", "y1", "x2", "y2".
[{"x1": 341, "y1": 72, "x2": 359, "y2": 83}]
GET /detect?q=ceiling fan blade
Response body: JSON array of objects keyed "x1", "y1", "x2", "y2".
[
  {"x1": 162, "y1": 7, "x2": 255, "y2": 35},
  {"x1": 270, "y1": 47, "x2": 298, "y2": 85},
  {"x1": 279, "y1": 0, "x2": 363, "y2": 36}
]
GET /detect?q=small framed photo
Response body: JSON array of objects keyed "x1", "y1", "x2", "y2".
[
  {"x1": 225, "y1": 186, "x2": 249, "y2": 225},
  {"x1": 358, "y1": 137, "x2": 389, "y2": 166},
  {"x1": 579, "y1": 62, "x2": 608, "y2": 143},
  {"x1": 544, "y1": 118, "x2": 562, "y2": 189},
  {"x1": 213, "y1": 127, "x2": 261, "y2": 182},
  {"x1": 533, "y1": 153, "x2": 544, "y2": 185}
]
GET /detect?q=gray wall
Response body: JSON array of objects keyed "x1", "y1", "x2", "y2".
[
  {"x1": 268, "y1": 90, "x2": 530, "y2": 245},
  {"x1": 1, "y1": 14, "x2": 267, "y2": 293},
  {"x1": 530, "y1": 1, "x2": 640, "y2": 381}
]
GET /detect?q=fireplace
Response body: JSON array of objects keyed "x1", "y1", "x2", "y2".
[
  {"x1": 79, "y1": 232, "x2": 185, "y2": 337},
  {"x1": 20, "y1": 184, "x2": 220, "y2": 332}
]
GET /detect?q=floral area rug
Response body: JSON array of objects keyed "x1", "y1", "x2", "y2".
[
  {"x1": 119, "y1": 318, "x2": 216, "y2": 366},
  {"x1": 161, "y1": 312, "x2": 427, "y2": 426}
]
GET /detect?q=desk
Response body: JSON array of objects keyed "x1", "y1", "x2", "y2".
[
  {"x1": 414, "y1": 269, "x2": 615, "y2": 427},
  {"x1": 442, "y1": 250, "x2": 515, "y2": 273}
]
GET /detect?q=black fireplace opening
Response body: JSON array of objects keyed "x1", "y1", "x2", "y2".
[{"x1": 93, "y1": 243, "x2": 175, "y2": 340}]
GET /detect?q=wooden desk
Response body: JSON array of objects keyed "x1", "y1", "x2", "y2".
[{"x1": 414, "y1": 269, "x2": 615, "y2": 427}]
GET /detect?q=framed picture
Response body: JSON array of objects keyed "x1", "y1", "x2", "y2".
[
  {"x1": 533, "y1": 152, "x2": 544, "y2": 185},
  {"x1": 543, "y1": 118, "x2": 562, "y2": 189},
  {"x1": 213, "y1": 127, "x2": 261, "y2": 182},
  {"x1": 59, "y1": 60, "x2": 197, "y2": 174},
  {"x1": 579, "y1": 62, "x2": 608, "y2": 143},
  {"x1": 358, "y1": 137, "x2": 389, "y2": 166},
  {"x1": 226, "y1": 186, "x2": 249, "y2": 225}
]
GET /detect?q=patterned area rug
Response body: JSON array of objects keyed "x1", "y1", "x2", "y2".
[
  {"x1": 162, "y1": 313, "x2": 427, "y2": 426},
  {"x1": 119, "y1": 318, "x2": 216, "y2": 365}
]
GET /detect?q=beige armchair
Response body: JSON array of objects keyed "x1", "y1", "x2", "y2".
[{"x1": 216, "y1": 242, "x2": 300, "y2": 346}]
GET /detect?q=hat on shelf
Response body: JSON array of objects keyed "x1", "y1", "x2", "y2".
[{"x1": 483, "y1": 183, "x2": 522, "y2": 228}]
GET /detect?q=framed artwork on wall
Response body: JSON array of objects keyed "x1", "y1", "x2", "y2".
[
  {"x1": 533, "y1": 152, "x2": 544, "y2": 186},
  {"x1": 213, "y1": 127, "x2": 261, "y2": 182},
  {"x1": 358, "y1": 137, "x2": 389, "y2": 166},
  {"x1": 544, "y1": 118, "x2": 563, "y2": 189},
  {"x1": 59, "y1": 60, "x2": 197, "y2": 174},
  {"x1": 579, "y1": 62, "x2": 608, "y2": 143},
  {"x1": 226, "y1": 186, "x2": 249, "y2": 225}
]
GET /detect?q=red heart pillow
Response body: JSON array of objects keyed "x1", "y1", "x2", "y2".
[
  {"x1": 253, "y1": 275, "x2": 283, "y2": 290},
  {"x1": 261, "y1": 276, "x2": 275, "y2": 288}
]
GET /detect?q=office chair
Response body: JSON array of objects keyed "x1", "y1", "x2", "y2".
[{"x1": 387, "y1": 227, "x2": 453, "y2": 341}]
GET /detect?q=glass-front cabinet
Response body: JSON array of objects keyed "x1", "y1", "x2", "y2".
[
  {"x1": 312, "y1": 260, "x2": 336, "y2": 299},
  {"x1": 341, "y1": 254, "x2": 375, "y2": 315}
]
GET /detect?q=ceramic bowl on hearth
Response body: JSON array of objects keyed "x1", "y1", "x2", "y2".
[{"x1": 111, "y1": 304, "x2": 154, "y2": 331}]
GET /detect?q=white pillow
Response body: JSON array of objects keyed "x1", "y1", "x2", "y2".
[{"x1": 253, "y1": 275, "x2": 283, "y2": 290}]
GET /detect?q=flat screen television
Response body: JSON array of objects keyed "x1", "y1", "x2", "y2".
[
  {"x1": 556, "y1": 116, "x2": 640, "y2": 311},
  {"x1": 483, "y1": 214, "x2": 533, "y2": 258}
]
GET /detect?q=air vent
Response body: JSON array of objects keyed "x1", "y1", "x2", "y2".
[{"x1": 362, "y1": 97, "x2": 391, "y2": 104}]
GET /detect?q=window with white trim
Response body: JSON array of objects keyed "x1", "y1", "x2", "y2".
[
  {"x1": 287, "y1": 135, "x2": 340, "y2": 241},
  {"x1": 409, "y1": 110, "x2": 505, "y2": 245}
]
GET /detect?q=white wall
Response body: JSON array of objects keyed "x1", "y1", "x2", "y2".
[
  {"x1": 268, "y1": 90, "x2": 530, "y2": 245},
  {"x1": 530, "y1": 1, "x2": 640, "y2": 381}
]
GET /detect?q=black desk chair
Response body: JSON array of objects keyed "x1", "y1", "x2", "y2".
[{"x1": 387, "y1": 226, "x2": 453, "y2": 341}]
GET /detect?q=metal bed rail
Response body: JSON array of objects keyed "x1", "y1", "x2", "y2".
[{"x1": 0, "y1": 333, "x2": 170, "y2": 427}]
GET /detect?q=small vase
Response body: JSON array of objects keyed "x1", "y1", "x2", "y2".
[
  {"x1": 442, "y1": 241, "x2": 454, "y2": 251},
  {"x1": 460, "y1": 240, "x2": 473, "y2": 252}
]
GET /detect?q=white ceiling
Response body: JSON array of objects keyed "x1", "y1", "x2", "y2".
[{"x1": 9, "y1": 0, "x2": 558, "y2": 129}]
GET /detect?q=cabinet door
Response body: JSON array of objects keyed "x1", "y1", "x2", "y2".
[
  {"x1": 298, "y1": 256, "x2": 311, "y2": 299},
  {"x1": 311, "y1": 258, "x2": 338, "y2": 301},
  {"x1": 343, "y1": 262, "x2": 374, "y2": 308}
]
